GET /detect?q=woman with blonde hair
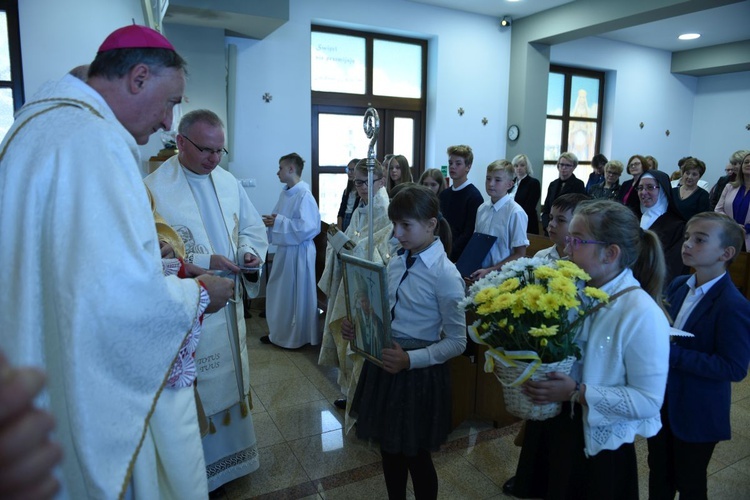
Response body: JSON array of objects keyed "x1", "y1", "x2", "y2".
[
  {"x1": 715, "y1": 151, "x2": 750, "y2": 251},
  {"x1": 589, "y1": 160, "x2": 623, "y2": 201},
  {"x1": 510, "y1": 154, "x2": 541, "y2": 234}
]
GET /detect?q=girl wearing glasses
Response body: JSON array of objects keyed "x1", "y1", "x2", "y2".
[
  {"x1": 636, "y1": 169, "x2": 689, "y2": 285},
  {"x1": 319, "y1": 159, "x2": 393, "y2": 426},
  {"x1": 589, "y1": 160, "x2": 624, "y2": 201},
  {"x1": 521, "y1": 200, "x2": 670, "y2": 499}
]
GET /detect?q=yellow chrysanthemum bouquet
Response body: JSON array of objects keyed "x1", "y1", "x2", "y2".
[{"x1": 460, "y1": 257, "x2": 609, "y2": 420}]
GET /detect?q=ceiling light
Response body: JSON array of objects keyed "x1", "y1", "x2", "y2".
[
  {"x1": 501, "y1": 16, "x2": 512, "y2": 27},
  {"x1": 678, "y1": 33, "x2": 701, "y2": 40}
]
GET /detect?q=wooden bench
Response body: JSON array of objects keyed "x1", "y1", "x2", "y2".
[
  {"x1": 526, "y1": 233, "x2": 552, "y2": 257},
  {"x1": 728, "y1": 251, "x2": 750, "y2": 300}
]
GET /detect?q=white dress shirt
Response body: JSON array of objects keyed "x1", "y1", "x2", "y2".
[{"x1": 388, "y1": 238, "x2": 467, "y2": 369}]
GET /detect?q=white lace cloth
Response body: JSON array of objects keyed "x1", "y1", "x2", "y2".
[{"x1": 162, "y1": 258, "x2": 208, "y2": 389}]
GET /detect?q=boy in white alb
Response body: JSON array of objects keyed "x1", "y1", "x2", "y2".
[
  {"x1": 469, "y1": 160, "x2": 528, "y2": 280},
  {"x1": 261, "y1": 153, "x2": 321, "y2": 349}
]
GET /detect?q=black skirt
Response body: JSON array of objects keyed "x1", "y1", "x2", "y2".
[
  {"x1": 350, "y1": 357, "x2": 452, "y2": 456},
  {"x1": 513, "y1": 402, "x2": 638, "y2": 500}
]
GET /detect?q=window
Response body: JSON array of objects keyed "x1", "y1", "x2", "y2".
[
  {"x1": 311, "y1": 26, "x2": 427, "y2": 224},
  {"x1": 0, "y1": 0, "x2": 23, "y2": 141},
  {"x1": 542, "y1": 65, "x2": 604, "y2": 200}
]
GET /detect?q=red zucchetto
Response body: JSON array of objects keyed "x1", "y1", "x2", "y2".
[{"x1": 98, "y1": 24, "x2": 175, "y2": 53}]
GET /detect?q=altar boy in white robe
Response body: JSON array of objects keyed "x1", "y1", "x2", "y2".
[
  {"x1": 261, "y1": 153, "x2": 322, "y2": 348},
  {"x1": 145, "y1": 109, "x2": 269, "y2": 492}
]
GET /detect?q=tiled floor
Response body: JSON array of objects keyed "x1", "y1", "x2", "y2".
[{"x1": 212, "y1": 307, "x2": 750, "y2": 499}]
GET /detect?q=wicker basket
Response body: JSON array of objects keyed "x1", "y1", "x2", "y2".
[{"x1": 493, "y1": 356, "x2": 576, "y2": 421}]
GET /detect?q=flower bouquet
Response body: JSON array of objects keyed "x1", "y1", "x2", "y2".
[{"x1": 460, "y1": 257, "x2": 609, "y2": 420}]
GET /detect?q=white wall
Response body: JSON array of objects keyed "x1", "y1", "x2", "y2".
[
  {"x1": 165, "y1": 24, "x2": 229, "y2": 155},
  {"x1": 17, "y1": 0, "x2": 747, "y2": 215},
  {"x1": 228, "y1": 0, "x2": 512, "y2": 217},
  {"x1": 17, "y1": 0, "x2": 206, "y2": 171},
  {"x1": 19, "y1": 0, "x2": 146, "y2": 96},
  {"x1": 691, "y1": 71, "x2": 750, "y2": 186},
  {"x1": 551, "y1": 36, "x2": 698, "y2": 180}
]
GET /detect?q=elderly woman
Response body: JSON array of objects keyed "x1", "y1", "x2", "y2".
[
  {"x1": 541, "y1": 152, "x2": 586, "y2": 233},
  {"x1": 419, "y1": 168, "x2": 446, "y2": 196},
  {"x1": 589, "y1": 160, "x2": 623, "y2": 200},
  {"x1": 386, "y1": 154, "x2": 413, "y2": 197},
  {"x1": 715, "y1": 151, "x2": 750, "y2": 251},
  {"x1": 636, "y1": 169, "x2": 688, "y2": 285},
  {"x1": 618, "y1": 154, "x2": 650, "y2": 214},
  {"x1": 673, "y1": 157, "x2": 709, "y2": 220},
  {"x1": 511, "y1": 154, "x2": 542, "y2": 234}
]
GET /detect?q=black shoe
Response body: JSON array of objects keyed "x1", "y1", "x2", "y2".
[
  {"x1": 502, "y1": 476, "x2": 516, "y2": 496},
  {"x1": 259, "y1": 310, "x2": 266, "y2": 318},
  {"x1": 208, "y1": 486, "x2": 226, "y2": 499},
  {"x1": 334, "y1": 398, "x2": 347, "y2": 410},
  {"x1": 260, "y1": 335, "x2": 272, "y2": 344}
]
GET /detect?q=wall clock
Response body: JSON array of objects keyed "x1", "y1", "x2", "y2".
[{"x1": 507, "y1": 124, "x2": 520, "y2": 141}]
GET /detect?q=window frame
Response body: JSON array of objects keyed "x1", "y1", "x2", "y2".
[
  {"x1": 544, "y1": 64, "x2": 604, "y2": 168},
  {"x1": 311, "y1": 25, "x2": 427, "y2": 208},
  {"x1": 0, "y1": 0, "x2": 24, "y2": 110}
]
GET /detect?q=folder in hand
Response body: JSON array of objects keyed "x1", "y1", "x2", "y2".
[{"x1": 455, "y1": 232, "x2": 497, "y2": 277}]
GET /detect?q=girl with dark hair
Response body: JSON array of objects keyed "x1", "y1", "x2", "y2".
[
  {"x1": 342, "y1": 184, "x2": 466, "y2": 499},
  {"x1": 386, "y1": 154, "x2": 414, "y2": 197},
  {"x1": 336, "y1": 158, "x2": 360, "y2": 231}
]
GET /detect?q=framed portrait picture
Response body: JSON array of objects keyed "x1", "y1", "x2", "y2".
[{"x1": 341, "y1": 253, "x2": 392, "y2": 366}]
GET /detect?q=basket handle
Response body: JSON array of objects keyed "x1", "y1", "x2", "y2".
[{"x1": 484, "y1": 348, "x2": 541, "y2": 387}]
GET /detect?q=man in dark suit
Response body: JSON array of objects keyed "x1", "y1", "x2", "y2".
[
  {"x1": 540, "y1": 152, "x2": 586, "y2": 233},
  {"x1": 647, "y1": 212, "x2": 750, "y2": 500}
]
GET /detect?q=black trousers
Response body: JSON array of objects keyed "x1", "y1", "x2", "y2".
[{"x1": 647, "y1": 407, "x2": 717, "y2": 500}]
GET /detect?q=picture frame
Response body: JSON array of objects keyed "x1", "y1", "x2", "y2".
[{"x1": 341, "y1": 253, "x2": 392, "y2": 367}]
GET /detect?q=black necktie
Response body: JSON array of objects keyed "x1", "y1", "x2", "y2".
[{"x1": 391, "y1": 251, "x2": 417, "y2": 321}]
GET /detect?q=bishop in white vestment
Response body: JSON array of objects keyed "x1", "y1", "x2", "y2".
[
  {"x1": 0, "y1": 27, "x2": 234, "y2": 500},
  {"x1": 145, "y1": 109, "x2": 268, "y2": 491}
]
